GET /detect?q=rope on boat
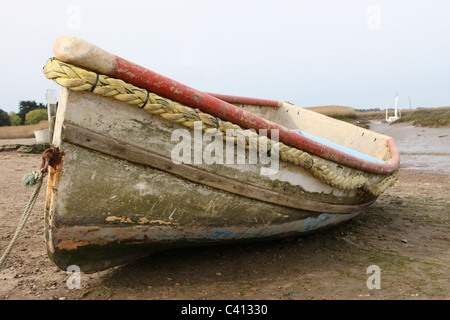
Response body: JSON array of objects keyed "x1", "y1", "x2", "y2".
[
  {"x1": 0, "y1": 170, "x2": 45, "y2": 271},
  {"x1": 43, "y1": 58, "x2": 398, "y2": 196}
]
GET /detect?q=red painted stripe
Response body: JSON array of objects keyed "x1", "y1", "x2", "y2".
[
  {"x1": 205, "y1": 92, "x2": 281, "y2": 107},
  {"x1": 113, "y1": 57, "x2": 399, "y2": 175}
]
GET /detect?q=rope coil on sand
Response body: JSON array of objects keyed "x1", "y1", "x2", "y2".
[{"x1": 43, "y1": 58, "x2": 398, "y2": 196}]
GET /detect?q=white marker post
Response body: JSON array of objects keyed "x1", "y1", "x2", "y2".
[{"x1": 46, "y1": 89, "x2": 58, "y2": 142}]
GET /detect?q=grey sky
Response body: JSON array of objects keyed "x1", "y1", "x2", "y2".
[{"x1": 1, "y1": 0, "x2": 449, "y2": 113}]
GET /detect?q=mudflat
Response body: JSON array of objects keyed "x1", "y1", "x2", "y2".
[{"x1": 0, "y1": 122, "x2": 448, "y2": 300}]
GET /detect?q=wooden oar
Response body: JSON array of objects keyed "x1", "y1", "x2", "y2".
[{"x1": 52, "y1": 35, "x2": 399, "y2": 175}]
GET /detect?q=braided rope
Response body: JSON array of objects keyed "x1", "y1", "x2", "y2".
[{"x1": 43, "y1": 58, "x2": 398, "y2": 196}]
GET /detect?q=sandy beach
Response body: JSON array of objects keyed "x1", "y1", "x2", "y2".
[{"x1": 0, "y1": 121, "x2": 448, "y2": 300}]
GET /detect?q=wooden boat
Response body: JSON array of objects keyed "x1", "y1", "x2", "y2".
[{"x1": 42, "y1": 36, "x2": 399, "y2": 272}]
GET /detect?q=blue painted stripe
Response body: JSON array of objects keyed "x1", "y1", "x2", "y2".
[
  {"x1": 138, "y1": 213, "x2": 359, "y2": 241},
  {"x1": 294, "y1": 130, "x2": 386, "y2": 164}
]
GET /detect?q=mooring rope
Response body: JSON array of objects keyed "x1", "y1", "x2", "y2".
[
  {"x1": 0, "y1": 170, "x2": 45, "y2": 271},
  {"x1": 43, "y1": 58, "x2": 398, "y2": 196}
]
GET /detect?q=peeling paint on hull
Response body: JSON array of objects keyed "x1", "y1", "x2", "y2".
[{"x1": 49, "y1": 212, "x2": 359, "y2": 272}]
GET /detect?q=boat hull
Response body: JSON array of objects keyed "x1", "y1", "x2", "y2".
[{"x1": 45, "y1": 88, "x2": 380, "y2": 272}]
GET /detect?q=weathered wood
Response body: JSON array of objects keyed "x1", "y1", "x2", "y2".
[{"x1": 61, "y1": 123, "x2": 374, "y2": 214}]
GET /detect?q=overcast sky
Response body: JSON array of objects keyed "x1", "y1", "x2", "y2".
[{"x1": 1, "y1": 0, "x2": 449, "y2": 113}]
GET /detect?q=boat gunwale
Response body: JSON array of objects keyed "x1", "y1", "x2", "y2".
[{"x1": 113, "y1": 57, "x2": 400, "y2": 175}]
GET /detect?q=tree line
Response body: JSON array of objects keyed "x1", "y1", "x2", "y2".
[{"x1": 0, "y1": 101, "x2": 48, "y2": 127}]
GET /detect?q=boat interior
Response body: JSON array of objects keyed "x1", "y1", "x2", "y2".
[{"x1": 232, "y1": 101, "x2": 393, "y2": 163}]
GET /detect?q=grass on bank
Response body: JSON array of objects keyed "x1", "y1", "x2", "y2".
[
  {"x1": 305, "y1": 106, "x2": 367, "y2": 128},
  {"x1": 0, "y1": 120, "x2": 49, "y2": 139},
  {"x1": 305, "y1": 106, "x2": 357, "y2": 119},
  {"x1": 307, "y1": 106, "x2": 450, "y2": 128},
  {"x1": 393, "y1": 107, "x2": 450, "y2": 127}
]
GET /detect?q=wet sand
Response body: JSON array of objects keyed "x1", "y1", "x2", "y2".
[
  {"x1": 0, "y1": 121, "x2": 448, "y2": 301},
  {"x1": 369, "y1": 121, "x2": 450, "y2": 174}
]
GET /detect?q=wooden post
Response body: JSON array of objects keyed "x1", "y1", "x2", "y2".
[{"x1": 409, "y1": 96, "x2": 412, "y2": 115}]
